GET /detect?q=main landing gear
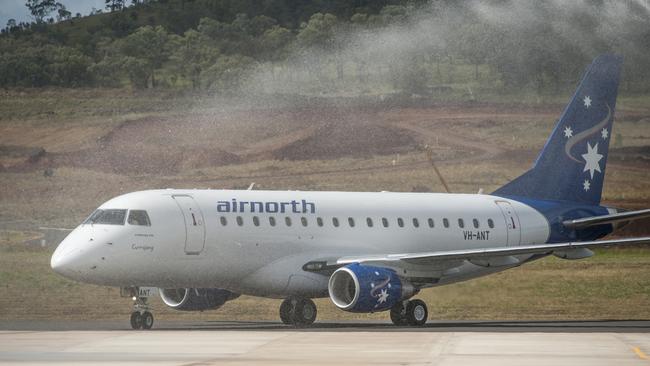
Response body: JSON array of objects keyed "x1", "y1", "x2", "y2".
[
  {"x1": 130, "y1": 293, "x2": 154, "y2": 330},
  {"x1": 279, "y1": 296, "x2": 317, "y2": 326},
  {"x1": 390, "y1": 299, "x2": 428, "y2": 326}
]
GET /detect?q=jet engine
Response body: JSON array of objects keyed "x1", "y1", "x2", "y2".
[
  {"x1": 159, "y1": 288, "x2": 239, "y2": 311},
  {"x1": 328, "y1": 263, "x2": 416, "y2": 313}
]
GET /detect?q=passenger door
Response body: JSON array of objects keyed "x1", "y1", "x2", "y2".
[
  {"x1": 172, "y1": 195, "x2": 206, "y2": 255},
  {"x1": 495, "y1": 201, "x2": 521, "y2": 246}
]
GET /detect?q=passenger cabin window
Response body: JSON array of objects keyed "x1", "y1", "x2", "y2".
[
  {"x1": 366, "y1": 218, "x2": 373, "y2": 227},
  {"x1": 443, "y1": 218, "x2": 450, "y2": 228},
  {"x1": 458, "y1": 219, "x2": 464, "y2": 228},
  {"x1": 428, "y1": 218, "x2": 434, "y2": 228},
  {"x1": 236, "y1": 216, "x2": 244, "y2": 226},
  {"x1": 348, "y1": 217, "x2": 355, "y2": 227},
  {"x1": 84, "y1": 209, "x2": 127, "y2": 226},
  {"x1": 397, "y1": 218, "x2": 404, "y2": 228},
  {"x1": 285, "y1": 217, "x2": 292, "y2": 226},
  {"x1": 317, "y1": 217, "x2": 323, "y2": 227},
  {"x1": 301, "y1": 217, "x2": 308, "y2": 227},
  {"x1": 488, "y1": 218, "x2": 495, "y2": 228},
  {"x1": 473, "y1": 218, "x2": 479, "y2": 228},
  {"x1": 269, "y1": 217, "x2": 276, "y2": 226},
  {"x1": 220, "y1": 216, "x2": 227, "y2": 226},
  {"x1": 412, "y1": 218, "x2": 419, "y2": 228},
  {"x1": 382, "y1": 218, "x2": 389, "y2": 228},
  {"x1": 332, "y1": 217, "x2": 340, "y2": 227},
  {"x1": 253, "y1": 216, "x2": 260, "y2": 227},
  {"x1": 128, "y1": 210, "x2": 151, "y2": 226}
]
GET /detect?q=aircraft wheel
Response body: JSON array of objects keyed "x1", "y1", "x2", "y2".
[
  {"x1": 405, "y1": 299, "x2": 428, "y2": 326},
  {"x1": 294, "y1": 298, "x2": 317, "y2": 325},
  {"x1": 390, "y1": 301, "x2": 408, "y2": 326},
  {"x1": 130, "y1": 311, "x2": 143, "y2": 329},
  {"x1": 141, "y1": 311, "x2": 154, "y2": 330},
  {"x1": 279, "y1": 297, "x2": 294, "y2": 325}
]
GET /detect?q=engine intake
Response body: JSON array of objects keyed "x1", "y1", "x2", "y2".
[
  {"x1": 328, "y1": 263, "x2": 415, "y2": 313},
  {"x1": 159, "y1": 288, "x2": 239, "y2": 311}
]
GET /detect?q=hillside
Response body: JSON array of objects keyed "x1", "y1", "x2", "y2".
[{"x1": 1, "y1": 0, "x2": 649, "y2": 96}]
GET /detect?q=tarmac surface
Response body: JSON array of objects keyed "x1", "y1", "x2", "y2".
[{"x1": 2, "y1": 320, "x2": 650, "y2": 365}]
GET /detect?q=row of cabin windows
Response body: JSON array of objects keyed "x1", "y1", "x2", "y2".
[{"x1": 219, "y1": 216, "x2": 495, "y2": 229}]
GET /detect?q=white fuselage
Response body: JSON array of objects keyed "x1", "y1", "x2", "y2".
[{"x1": 51, "y1": 189, "x2": 550, "y2": 298}]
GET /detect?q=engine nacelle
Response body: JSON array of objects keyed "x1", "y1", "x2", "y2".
[
  {"x1": 159, "y1": 288, "x2": 239, "y2": 311},
  {"x1": 328, "y1": 263, "x2": 415, "y2": 313}
]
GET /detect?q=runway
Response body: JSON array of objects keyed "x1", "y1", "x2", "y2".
[{"x1": 2, "y1": 321, "x2": 650, "y2": 365}]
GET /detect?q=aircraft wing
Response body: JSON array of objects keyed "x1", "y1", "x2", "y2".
[
  {"x1": 562, "y1": 208, "x2": 650, "y2": 229},
  {"x1": 332, "y1": 236, "x2": 650, "y2": 266}
]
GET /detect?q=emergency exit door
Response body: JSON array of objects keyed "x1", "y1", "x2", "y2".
[
  {"x1": 495, "y1": 201, "x2": 521, "y2": 246},
  {"x1": 173, "y1": 195, "x2": 205, "y2": 255}
]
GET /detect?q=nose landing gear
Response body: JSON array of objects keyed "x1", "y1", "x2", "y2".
[
  {"x1": 130, "y1": 295, "x2": 154, "y2": 329},
  {"x1": 279, "y1": 296, "x2": 317, "y2": 326},
  {"x1": 122, "y1": 287, "x2": 155, "y2": 330}
]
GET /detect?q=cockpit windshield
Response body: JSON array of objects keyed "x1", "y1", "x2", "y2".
[
  {"x1": 83, "y1": 209, "x2": 127, "y2": 225},
  {"x1": 128, "y1": 210, "x2": 151, "y2": 226}
]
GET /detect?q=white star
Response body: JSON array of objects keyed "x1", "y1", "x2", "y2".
[
  {"x1": 564, "y1": 126, "x2": 573, "y2": 138},
  {"x1": 583, "y1": 179, "x2": 591, "y2": 191},
  {"x1": 584, "y1": 96, "x2": 591, "y2": 108},
  {"x1": 377, "y1": 289, "x2": 389, "y2": 304},
  {"x1": 582, "y1": 142, "x2": 603, "y2": 179},
  {"x1": 601, "y1": 128, "x2": 609, "y2": 140}
]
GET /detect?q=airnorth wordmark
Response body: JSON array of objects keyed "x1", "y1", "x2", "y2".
[{"x1": 217, "y1": 199, "x2": 316, "y2": 214}]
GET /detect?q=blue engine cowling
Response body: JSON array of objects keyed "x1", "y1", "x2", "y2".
[
  {"x1": 328, "y1": 263, "x2": 415, "y2": 313},
  {"x1": 159, "y1": 288, "x2": 240, "y2": 311}
]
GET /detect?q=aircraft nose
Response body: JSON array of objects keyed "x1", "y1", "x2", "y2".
[{"x1": 50, "y1": 230, "x2": 89, "y2": 279}]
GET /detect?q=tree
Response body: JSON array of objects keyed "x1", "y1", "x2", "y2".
[
  {"x1": 25, "y1": 0, "x2": 64, "y2": 23},
  {"x1": 201, "y1": 54, "x2": 255, "y2": 92},
  {"x1": 106, "y1": 0, "x2": 125, "y2": 12},
  {"x1": 169, "y1": 29, "x2": 220, "y2": 89},
  {"x1": 56, "y1": 6, "x2": 71, "y2": 22},
  {"x1": 120, "y1": 25, "x2": 170, "y2": 88}
]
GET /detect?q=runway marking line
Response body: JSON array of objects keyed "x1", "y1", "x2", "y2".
[{"x1": 633, "y1": 347, "x2": 649, "y2": 360}]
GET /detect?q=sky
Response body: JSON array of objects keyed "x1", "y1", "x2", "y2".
[{"x1": 1, "y1": 0, "x2": 105, "y2": 27}]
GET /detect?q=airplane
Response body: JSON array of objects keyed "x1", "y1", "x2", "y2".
[{"x1": 51, "y1": 54, "x2": 650, "y2": 329}]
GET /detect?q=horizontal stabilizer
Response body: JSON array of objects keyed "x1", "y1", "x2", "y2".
[{"x1": 562, "y1": 208, "x2": 650, "y2": 229}]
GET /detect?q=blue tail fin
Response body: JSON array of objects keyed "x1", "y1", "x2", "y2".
[{"x1": 493, "y1": 54, "x2": 622, "y2": 205}]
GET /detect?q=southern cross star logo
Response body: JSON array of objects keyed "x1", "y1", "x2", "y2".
[
  {"x1": 582, "y1": 142, "x2": 603, "y2": 179},
  {"x1": 584, "y1": 95, "x2": 592, "y2": 108},
  {"x1": 564, "y1": 126, "x2": 573, "y2": 138},
  {"x1": 377, "y1": 289, "x2": 389, "y2": 304},
  {"x1": 601, "y1": 128, "x2": 609, "y2": 140}
]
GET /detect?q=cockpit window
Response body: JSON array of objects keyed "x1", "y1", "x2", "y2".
[
  {"x1": 128, "y1": 210, "x2": 151, "y2": 226},
  {"x1": 84, "y1": 209, "x2": 127, "y2": 225}
]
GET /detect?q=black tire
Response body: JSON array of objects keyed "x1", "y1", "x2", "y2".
[
  {"x1": 141, "y1": 311, "x2": 154, "y2": 330},
  {"x1": 130, "y1": 312, "x2": 143, "y2": 330},
  {"x1": 390, "y1": 301, "x2": 408, "y2": 326},
  {"x1": 279, "y1": 297, "x2": 294, "y2": 325},
  {"x1": 405, "y1": 299, "x2": 428, "y2": 326},
  {"x1": 294, "y1": 298, "x2": 317, "y2": 325}
]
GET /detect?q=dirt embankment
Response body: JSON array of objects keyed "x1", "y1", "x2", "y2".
[{"x1": 3, "y1": 103, "x2": 648, "y2": 176}]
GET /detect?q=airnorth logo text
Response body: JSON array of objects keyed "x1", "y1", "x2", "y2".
[{"x1": 217, "y1": 199, "x2": 316, "y2": 214}]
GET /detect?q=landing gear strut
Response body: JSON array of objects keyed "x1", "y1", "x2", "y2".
[
  {"x1": 390, "y1": 299, "x2": 428, "y2": 326},
  {"x1": 279, "y1": 296, "x2": 317, "y2": 326},
  {"x1": 130, "y1": 292, "x2": 154, "y2": 330}
]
